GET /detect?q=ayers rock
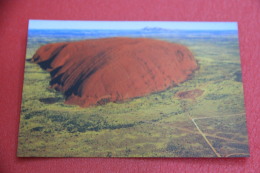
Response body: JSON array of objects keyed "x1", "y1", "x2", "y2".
[{"x1": 31, "y1": 37, "x2": 198, "y2": 107}]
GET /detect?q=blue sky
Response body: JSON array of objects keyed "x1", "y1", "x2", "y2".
[{"x1": 29, "y1": 20, "x2": 237, "y2": 30}]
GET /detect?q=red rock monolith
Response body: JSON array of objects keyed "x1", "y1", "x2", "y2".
[{"x1": 31, "y1": 37, "x2": 198, "y2": 107}]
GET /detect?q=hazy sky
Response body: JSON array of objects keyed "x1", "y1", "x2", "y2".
[{"x1": 29, "y1": 20, "x2": 238, "y2": 30}]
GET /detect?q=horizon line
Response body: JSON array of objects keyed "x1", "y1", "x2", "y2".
[{"x1": 28, "y1": 28, "x2": 238, "y2": 31}]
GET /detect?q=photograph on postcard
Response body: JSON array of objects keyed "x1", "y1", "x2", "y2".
[{"x1": 18, "y1": 20, "x2": 249, "y2": 157}]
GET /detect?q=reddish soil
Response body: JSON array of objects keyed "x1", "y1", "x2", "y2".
[
  {"x1": 176, "y1": 89, "x2": 204, "y2": 100},
  {"x1": 31, "y1": 37, "x2": 198, "y2": 107}
]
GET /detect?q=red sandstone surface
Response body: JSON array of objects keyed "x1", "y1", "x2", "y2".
[{"x1": 31, "y1": 37, "x2": 198, "y2": 107}]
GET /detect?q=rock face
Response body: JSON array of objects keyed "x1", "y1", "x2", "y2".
[{"x1": 31, "y1": 37, "x2": 198, "y2": 107}]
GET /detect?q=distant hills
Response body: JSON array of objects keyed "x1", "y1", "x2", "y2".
[{"x1": 142, "y1": 27, "x2": 173, "y2": 32}]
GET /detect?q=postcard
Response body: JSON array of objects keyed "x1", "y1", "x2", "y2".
[{"x1": 18, "y1": 20, "x2": 249, "y2": 157}]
